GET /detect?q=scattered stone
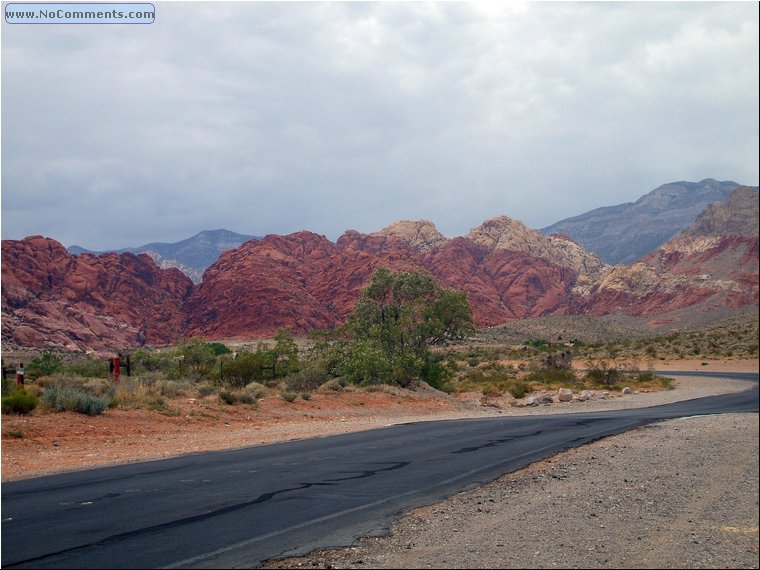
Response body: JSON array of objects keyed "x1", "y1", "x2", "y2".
[
  {"x1": 578, "y1": 390, "x2": 594, "y2": 401},
  {"x1": 621, "y1": 387, "x2": 632, "y2": 395},
  {"x1": 528, "y1": 394, "x2": 554, "y2": 406},
  {"x1": 558, "y1": 388, "x2": 573, "y2": 402}
]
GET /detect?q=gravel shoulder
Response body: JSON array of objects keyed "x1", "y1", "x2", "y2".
[
  {"x1": 261, "y1": 413, "x2": 758, "y2": 569},
  {"x1": 259, "y1": 369, "x2": 759, "y2": 570}
]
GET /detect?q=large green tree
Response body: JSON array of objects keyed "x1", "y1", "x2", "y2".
[{"x1": 342, "y1": 268, "x2": 472, "y2": 386}]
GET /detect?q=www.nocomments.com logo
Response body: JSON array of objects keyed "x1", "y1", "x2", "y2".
[{"x1": 5, "y1": 3, "x2": 155, "y2": 24}]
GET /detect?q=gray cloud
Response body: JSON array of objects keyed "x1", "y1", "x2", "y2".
[{"x1": 2, "y1": 1, "x2": 758, "y2": 249}]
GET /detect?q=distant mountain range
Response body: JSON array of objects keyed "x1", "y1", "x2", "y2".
[
  {"x1": 541, "y1": 178, "x2": 744, "y2": 264},
  {"x1": 3, "y1": 183, "x2": 757, "y2": 352},
  {"x1": 68, "y1": 229, "x2": 258, "y2": 283},
  {"x1": 64, "y1": 179, "x2": 755, "y2": 283}
]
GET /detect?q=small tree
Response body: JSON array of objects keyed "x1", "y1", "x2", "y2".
[
  {"x1": 272, "y1": 329, "x2": 299, "y2": 377},
  {"x1": 343, "y1": 268, "x2": 472, "y2": 386}
]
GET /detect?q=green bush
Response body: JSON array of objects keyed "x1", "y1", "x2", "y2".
[
  {"x1": 219, "y1": 388, "x2": 259, "y2": 405},
  {"x1": 508, "y1": 381, "x2": 531, "y2": 399},
  {"x1": 2, "y1": 388, "x2": 39, "y2": 415},
  {"x1": 338, "y1": 340, "x2": 394, "y2": 386},
  {"x1": 62, "y1": 358, "x2": 109, "y2": 378},
  {"x1": 207, "y1": 342, "x2": 231, "y2": 356},
  {"x1": 222, "y1": 350, "x2": 274, "y2": 387},
  {"x1": 41, "y1": 385, "x2": 109, "y2": 416},
  {"x1": 527, "y1": 367, "x2": 578, "y2": 385},
  {"x1": 2, "y1": 375, "x2": 15, "y2": 397},
  {"x1": 244, "y1": 382, "x2": 267, "y2": 400},
  {"x1": 218, "y1": 389, "x2": 238, "y2": 405},
  {"x1": 280, "y1": 391, "x2": 298, "y2": 403},
  {"x1": 421, "y1": 358, "x2": 451, "y2": 390},
  {"x1": 133, "y1": 348, "x2": 175, "y2": 373},
  {"x1": 585, "y1": 367, "x2": 624, "y2": 386},
  {"x1": 284, "y1": 366, "x2": 328, "y2": 391},
  {"x1": 319, "y1": 378, "x2": 347, "y2": 392},
  {"x1": 25, "y1": 351, "x2": 62, "y2": 379}
]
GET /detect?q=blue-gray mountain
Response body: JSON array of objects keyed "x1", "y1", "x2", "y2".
[
  {"x1": 68, "y1": 229, "x2": 258, "y2": 283},
  {"x1": 540, "y1": 179, "x2": 753, "y2": 265}
]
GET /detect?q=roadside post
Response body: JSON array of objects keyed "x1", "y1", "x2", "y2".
[{"x1": 110, "y1": 356, "x2": 121, "y2": 382}]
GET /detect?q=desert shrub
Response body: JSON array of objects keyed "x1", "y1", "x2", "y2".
[
  {"x1": 2, "y1": 388, "x2": 39, "y2": 415},
  {"x1": 480, "y1": 382, "x2": 503, "y2": 397},
  {"x1": 219, "y1": 388, "x2": 258, "y2": 406},
  {"x1": 527, "y1": 367, "x2": 579, "y2": 385},
  {"x1": 280, "y1": 391, "x2": 298, "y2": 403},
  {"x1": 41, "y1": 385, "x2": 109, "y2": 416},
  {"x1": 22, "y1": 383, "x2": 44, "y2": 398},
  {"x1": 62, "y1": 358, "x2": 109, "y2": 378},
  {"x1": 33, "y1": 373, "x2": 73, "y2": 389},
  {"x1": 585, "y1": 366, "x2": 624, "y2": 386},
  {"x1": 82, "y1": 378, "x2": 116, "y2": 398},
  {"x1": 218, "y1": 389, "x2": 238, "y2": 405},
  {"x1": 196, "y1": 382, "x2": 216, "y2": 397},
  {"x1": 301, "y1": 392, "x2": 311, "y2": 400},
  {"x1": 113, "y1": 377, "x2": 161, "y2": 409},
  {"x1": 630, "y1": 371, "x2": 675, "y2": 390},
  {"x1": 243, "y1": 382, "x2": 267, "y2": 400},
  {"x1": 2, "y1": 375, "x2": 17, "y2": 397},
  {"x1": 207, "y1": 342, "x2": 231, "y2": 356},
  {"x1": 508, "y1": 380, "x2": 531, "y2": 399},
  {"x1": 155, "y1": 379, "x2": 193, "y2": 398},
  {"x1": 25, "y1": 351, "x2": 62, "y2": 379},
  {"x1": 318, "y1": 378, "x2": 347, "y2": 392},
  {"x1": 543, "y1": 350, "x2": 573, "y2": 370},
  {"x1": 132, "y1": 348, "x2": 174, "y2": 373},
  {"x1": 222, "y1": 350, "x2": 273, "y2": 387},
  {"x1": 284, "y1": 366, "x2": 328, "y2": 392},
  {"x1": 239, "y1": 392, "x2": 257, "y2": 405}
]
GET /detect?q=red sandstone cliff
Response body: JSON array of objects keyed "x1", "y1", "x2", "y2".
[
  {"x1": 1, "y1": 236, "x2": 193, "y2": 351},
  {"x1": 2, "y1": 188, "x2": 757, "y2": 350}
]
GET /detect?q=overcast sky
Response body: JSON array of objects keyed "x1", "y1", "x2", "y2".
[{"x1": 2, "y1": 1, "x2": 758, "y2": 250}]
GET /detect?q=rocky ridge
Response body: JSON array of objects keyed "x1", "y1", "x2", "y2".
[
  {"x1": 1, "y1": 236, "x2": 193, "y2": 351},
  {"x1": 540, "y1": 178, "x2": 747, "y2": 264},
  {"x1": 579, "y1": 186, "x2": 759, "y2": 317},
  {"x1": 2, "y1": 188, "x2": 757, "y2": 351},
  {"x1": 69, "y1": 229, "x2": 257, "y2": 284}
]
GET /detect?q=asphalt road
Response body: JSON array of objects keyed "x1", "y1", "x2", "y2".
[{"x1": 2, "y1": 372, "x2": 757, "y2": 569}]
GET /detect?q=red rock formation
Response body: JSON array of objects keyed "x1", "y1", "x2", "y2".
[
  {"x1": 186, "y1": 231, "x2": 425, "y2": 339},
  {"x1": 2, "y1": 236, "x2": 193, "y2": 351},
  {"x1": 2, "y1": 188, "x2": 757, "y2": 350},
  {"x1": 577, "y1": 187, "x2": 759, "y2": 318},
  {"x1": 186, "y1": 226, "x2": 580, "y2": 339}
]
